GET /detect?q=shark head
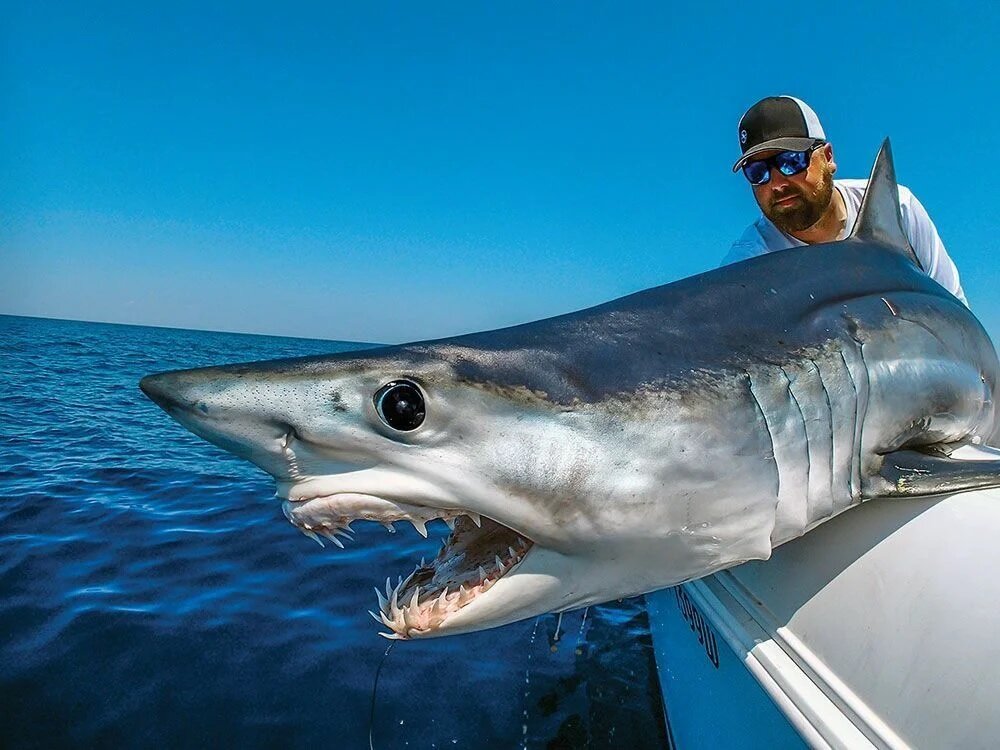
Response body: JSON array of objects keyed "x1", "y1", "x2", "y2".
[{"x1": 140, "y1": 341, "x2": 714, "y2": 639}]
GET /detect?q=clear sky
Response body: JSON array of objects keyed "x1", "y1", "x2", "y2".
[{"x1": 3, "y1": 3, "x2": 998, "y2": 344}]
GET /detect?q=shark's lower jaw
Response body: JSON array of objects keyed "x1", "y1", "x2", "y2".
[{"x1": 280, "y1": 492, "x2": 534, "y2": 639}]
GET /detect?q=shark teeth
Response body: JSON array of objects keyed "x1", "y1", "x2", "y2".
[
  {"x1": 372, "y1": 534, "x2": 531, "y2": 640},
  {"x1": 279, "y1": 494, "x2": 532, "y2": 639},
  {"x1": 281, "y1": 498, "x2": 480, "y2": 550}
]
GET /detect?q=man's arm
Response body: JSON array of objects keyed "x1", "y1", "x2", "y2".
[{"x1": 898, "y1": 187, "x2": 969, "y2": 306}]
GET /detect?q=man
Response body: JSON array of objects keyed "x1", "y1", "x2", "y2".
[{"x1": 723, "y1": 95, "x2": 968, "y2": 305}]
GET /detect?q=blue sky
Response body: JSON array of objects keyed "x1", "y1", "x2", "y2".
[{"x1": 3, "y1": 3, "x2": 999, "y2": 343}]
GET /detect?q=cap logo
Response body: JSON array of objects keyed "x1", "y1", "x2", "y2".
[{"x1": 740, "y1": 129, "x2": 748, "y2": 145}]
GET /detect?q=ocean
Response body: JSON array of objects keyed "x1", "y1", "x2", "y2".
[{"x1": 0, "y1": 314, "x2": 669, "y2": 749}]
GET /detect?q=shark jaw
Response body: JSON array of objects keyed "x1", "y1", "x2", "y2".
[
  {"x1": 277, "y1": 484, "x2": 536, "y2": 639},
  {"x1": 277, "y1": 481, "x2": 667, "y2": 640}
]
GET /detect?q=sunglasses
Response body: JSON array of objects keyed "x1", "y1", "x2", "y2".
[{"x1": 742, "y1": 142, "x2": 825, "y2": 186}]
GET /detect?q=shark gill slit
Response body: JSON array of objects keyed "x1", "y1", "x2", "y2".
[
  {"x1": 808, "y1": 358, "x2": 837, "y2": 520},
  {"x1": 897, "y1": 310, "x2": 957, "y2": 355},
  {"x1": 780, "y1": 365, "x2": 811, "y2": 509},
  {"x1": 855, "y1": 339, "x2": 873, "y2": 496},
  {"x1": 840, "y1": 349, "x2": 862, "y2": 500},
  {"x1": 746, "y1": 371, "x2": 781, "y2": 504}
]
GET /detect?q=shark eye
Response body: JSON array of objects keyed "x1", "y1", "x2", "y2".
[{"x1": 374, "y1": 381, "x2": 425, "y2": 431}]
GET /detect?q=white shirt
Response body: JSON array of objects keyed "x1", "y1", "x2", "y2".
[{"x1": 722, "y1": 179, "x2": 968, "y2": 306}]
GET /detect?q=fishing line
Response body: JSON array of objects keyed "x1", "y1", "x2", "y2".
[
  {"x1": 576, "y1": 606, "x2": 589, "y2": 646},
  {"x1": 368, "y1": 641, "x2": 395, "y2": 750}
]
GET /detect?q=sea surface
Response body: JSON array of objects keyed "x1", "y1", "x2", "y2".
[{"x1": 0, "y1": 314, "x2": 669, "y2": 749}]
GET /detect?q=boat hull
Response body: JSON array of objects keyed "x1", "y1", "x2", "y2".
[{"x1": 648, "y1": 486, "x2": 1000, "y2": 749}]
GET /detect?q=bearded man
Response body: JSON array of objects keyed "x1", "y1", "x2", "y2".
[{"x1": 723, "y1": 95, "x2": 967, "y2": 306}]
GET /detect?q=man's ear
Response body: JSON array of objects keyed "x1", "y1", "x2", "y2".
[{"x1": 823, "y1": 142, "x2": 837, "y2": 175}]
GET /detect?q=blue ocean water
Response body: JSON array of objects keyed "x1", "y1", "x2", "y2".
[{"x1": 0, "y1": 314, "x2": 668, "y2": 749}]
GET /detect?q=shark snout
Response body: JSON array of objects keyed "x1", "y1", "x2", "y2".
[
  {"x1": 139, "y1": 372, "x2": 188, "y2": 414},
  {"x1": 139, "y1": 370, "x2": 235, "y2": 423},
  {"x1": 139, "y1": 367, "x2": 301, "y2": 479},
  {"x1": 140, "y1": 369, "x2": 255, "y2": 420}
]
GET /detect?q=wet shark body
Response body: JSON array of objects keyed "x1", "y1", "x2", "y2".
[{"x1": 141, "y1": 141, "x2": 1000, "y2": 640}]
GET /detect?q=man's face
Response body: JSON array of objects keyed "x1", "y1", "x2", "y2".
[{"x1": 750, "y1": 143, "x2": 836, "y2": 233}]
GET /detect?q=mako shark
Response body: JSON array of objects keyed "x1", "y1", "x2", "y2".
[{"x1": 141, "y1": 140, "x2": 1000, "y2": 640}]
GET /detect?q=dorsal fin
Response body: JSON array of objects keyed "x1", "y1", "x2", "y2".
[{"x1": 849, "y1": 138, "x2": 923, "y2": 269}]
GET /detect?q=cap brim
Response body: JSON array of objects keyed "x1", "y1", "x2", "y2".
[{"x1": 731, "y1": 137, "x2": 821, "y2": 172}]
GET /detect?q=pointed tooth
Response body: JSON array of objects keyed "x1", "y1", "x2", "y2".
[
  {"x1": 420, "y1": 557, "x2": 426, "y2": 568},
  {"x1": 433, "y1": 590, "x2": 448, "y2": 612},
  {"x1": 301, "y1": 529, "x2": 324, "y2": 547},
  {"x1": 390, "y1": 584, "x2": 400, "y2": 612},
  {"x1": 444, "y1": 517, "x2": 456, "y2": 530},
  {"x1": 508, "y1": 546, "x2": 517, "y2": 559},
  {"x1": 368, "y1": 610, "x2": 383, "y2": 623},
  {"x1": 379, "y1": 610, "x2": 395, "y2": 628},
  {"x1": 319, "y1": 529, "x2": 345, "y2": 548},
  {"x1": 459, "y1": 584, "x2": 473, "y2": 604},
  {"x1": 392, "y1": 605, "x2": 406, "y2": 628},
  {"x1": 385, "y1": 577, "x2": 393, "y2": 598},
  {"x1": 519, "y1": 537, "x2": 528, "y2": 549},
  {"x1": 409, "y1": 587, "x2": 421, "y2": 611},
  {"x1": 469, "y1": 513, "x2": 482, "y2": 527},
  {"x1": 375, "y1": 587, "x2": 389, "y2": 612},
  {"x1": 410, "y1": 519, "x2": 428, "y2": 538},
  {"x1": 378, "y1": 631, "x2": 403, "y2": 640},
  {"x1": 478, "y1": 565, "x2": 487, "y2": 582},
  {"x1": 402, "y1": 605, "x2": 419, "y2": 631},
  {"x1": 383, "y1": 522, "x2": 396, "y2": 533},
  {"x1": 495, "y1": 555, "x2": 505, "y2": 571}
]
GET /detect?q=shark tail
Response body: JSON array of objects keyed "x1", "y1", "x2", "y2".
[{"x1": 849, "y1": 137, "x2": 924, "y2": 271}]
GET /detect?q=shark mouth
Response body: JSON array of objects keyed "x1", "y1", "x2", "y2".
[{"x1": 281, "y1": 493, "x2": 534, "y2": 639}]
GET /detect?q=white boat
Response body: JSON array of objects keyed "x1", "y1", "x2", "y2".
[{"x1": 647, "y1": 483, "x2": 1000, "y2": 749}]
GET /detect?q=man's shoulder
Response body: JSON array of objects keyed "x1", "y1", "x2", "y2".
[
  {"x1": 722, "y1": 222, "x2": 768, "y2": 266},
  {"x1": 722, "y1": 215, "x2": 799, "y2": 267}
]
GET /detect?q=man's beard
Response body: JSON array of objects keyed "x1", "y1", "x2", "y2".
[{"x1": 763, "y1": 168, "x2": 834, "y2": 233}]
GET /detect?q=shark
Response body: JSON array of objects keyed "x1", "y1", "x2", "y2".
[{"x1": 140, "y1": 140, "x2": 1000, "y2": 640}]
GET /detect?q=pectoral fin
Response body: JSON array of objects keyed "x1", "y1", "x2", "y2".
[{"x1": 875, "y1": 444, "x2": 1000, "y2": 497}]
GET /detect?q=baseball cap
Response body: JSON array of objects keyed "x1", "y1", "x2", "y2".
[{"x1": 732, "y1": 96, "x2": 827, "y2": 172}]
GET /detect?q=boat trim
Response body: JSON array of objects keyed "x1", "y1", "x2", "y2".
[{"x1": 684, "y1": 572, "x2": 912, "y2": 749}]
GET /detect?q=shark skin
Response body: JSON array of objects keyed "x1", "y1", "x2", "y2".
[{"x1": 140, "y1": 141, "x2": 1000, "y2": 639}]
